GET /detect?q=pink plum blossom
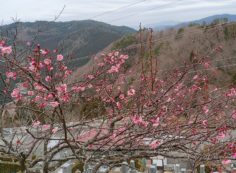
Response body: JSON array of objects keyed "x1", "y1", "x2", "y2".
[
  {"x1": 45, "y1": 76, "x2": 52, "y2": 82},
  {"x1": 217, "y1": 132, "x2": 226, "y2": 140},
  {"x1": 44, "y1": 59, "x2": 51, "y2": 65},
  {"x1": 190, "y1": 85, "x2": 200, "y2": 92},
  {"x1": 131, "y1": 115, "x2": 143, "y2": 125},
  {"x1": 42, "y1": 124, "x2": 50, "y2": 130},
  {"x1": 34, "y1": 83, "x2": 44, "y2": 91},
  {"x1": 225, "y1": 88, "x2": 236, "y2": 97},
  {"x1": 203, "y1": 106, "x2": 209, "y2": 114},
  {"x1": 222, "y1": 159, "x2": 231, "y2": 165},
  {"x1": 50, "y1": 101, "x2": 59, "y2": 108},
  {"x1": 150, "y1": 140, "x2": 160, "y2": 149},
  {"x1": 56, "y1": 84, "x2": 67, "y2": 93},
  {"x1": 35, "y1": 96, "x2": 43, "y2": 103},
  {"x1": 166, "y1": 97, "x2": 172, "y2": 102},
  {"x1": 29, "y1": 63, "x2": 36, "y2": 71},
  {"x1": 193, "y1": 75, "x2": 198, "y2": 80},
  {"x1": 39, "y1": 103, "x2": 47, "y2": 108},
  {"x1": 60, "y1": 94, "x2": 70, "y2": 102},
  {"x1": 108, "y1": 65, "x2": 119, "y2": 73},
  {"x1": 127, "y1": 89, "x2": 135, "y2": 96},
  {"x1": 27, "y1": 91, "x2": 34, "y2": 96},
  {"x1": 232, "y1": 152, "x2": 236, "y2": 159},
  {"x1": 204, "y1": 62, "x2": 210, "y2": 68},
  {"x1": 131, "y1": 115, "x2": 148, "y2": 127},
  {"x1": 40, "y1": 49, "x2": 48, "y2": 55},
  {"x1": 72, "y1": 86, "x2": 86, "y2": 92},
  {"x1": 6, "y1": 72, "x2": 17, "y2": 80},
  {"x1": 151, "y1": 117, "x2": 160, "y2": 127},
  {"x1": 11, "y1": 88, "x2": 21, "y2": 100},
  {"x1": 119, "y1": 94, "x2": 125, "y2": 100},
  {"x1": 52, "y1": 127, "x2": 59, "y2": 134},
  {"x1": 88, "y1": 84, "x2": 93, "y2": 88},
  {"x1": 32, "y1": 120, "x2": 41, "y2": 128},
  {"x1": 16, "y1": 140, "x2": 22, "y2": 145},
  {"x1": 87, "y1": 75, "x2": 94, "y2": 79},
  {"x1": 64, "y1": 70, "x2": 72, "y2": 78},
  {"x1": 57, "y1": 54, "x2": 64, "y2": 61},
  {"x1": 120, "y1": 55, "x2": 128, "y2": 60},
  {"x1": 26, "y1": 41, "x2": 31, "y2": 46},
  {"x1": 232, "y1": 111, "x2": 236, "y2": 120},
  {"x1": 202, "y1": 120, "x2": 208, "y2": 126},
  {"x1": 45, "y1": 93, "x2": 54, "y2": 100},
  {"x1": 0, "y1": 40, "x2": 5, "y2": 46},
  {"x1": 78, "y1": 86, "x2": 85, "y2": 92},
  {"x1": 1, "y1": 46, "x2": 12, "y2": 55},
  {"x1": 116, "y1": 102, "x2": 122, "y2": 109},
  {"x1": 98, "y1": 62, "x2": 105, "y2": 67}
]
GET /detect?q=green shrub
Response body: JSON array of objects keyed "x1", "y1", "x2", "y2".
[
  {"x1": 0, "y1": 161, "x2": 21, "y2": 173},
  {"x1": 231, "y1": 73, "x2": 236, "y2": 85},
  {"x1": 123, "y1": 57, "x2": 133, "y2": 71},
  {"x1": 143, "y1": 43, "x2": 164, "y2": 59},
  {"x1": 112, "y1": 35, "x2": 136, "y2": 50},
  {"x1": 175, "y1": 28, "x2": 184, "y2": 39},
  {"x1": 177, "y1": 28, "x2": 184, "y2": 34},
  {"x1": 154, "y1": 43, "x2": 164, "y2": 56},
  {"x1": 211, "y1": 18, "x2": 228, "y2": 26},
  {"x1": 224, "y1": 23, "x2": 236, "y2": 40},
  {"x1": 72, "y1": 161, "x2": 84, "y2": 173},
  {"x1": 135, "y1": 159, "x2": 146, "y2": 172},
  {"x1": 196, "y1": 165, "x2": 211, "y2": 173},
  {"x1": 188, "y1": 23, "x2": 200, "y2": 27}
]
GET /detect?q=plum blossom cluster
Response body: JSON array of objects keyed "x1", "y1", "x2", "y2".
[
  {"x1": 104, "y1": 51, "x2": 128, "y2": 74},
  {"x1": 1, "y1": 39, "x2": 236, "y2": 172},
  {"x1": 0, "y1": 40, "x2": 12, "y2": 55},
  {"x1": 6, "y1": 45, "x2": 76, "y2": 108}
]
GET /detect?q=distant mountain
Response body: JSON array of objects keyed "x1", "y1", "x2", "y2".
[
  {"x1": 190, "y1": 14, "x2": 236, "y2": 24},
  {"x1": 152, "y1": 14, "x2": 236, "y2": 30},
  {"x1": 176, "y1": 14, "x2": 236, "y2": 28},
  {"x1": 0, "y1": 20, "x2": 136, "y2": 67},
  {"x1": 149, "y1": 21, "x2": 180, "y2": 31}
]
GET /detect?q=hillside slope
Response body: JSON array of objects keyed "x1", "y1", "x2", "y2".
[{"x1": 74, "y1": 21, "x2": 236, "y2": 87}]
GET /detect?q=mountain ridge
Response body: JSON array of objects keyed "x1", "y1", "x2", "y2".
[
  {"x1": 0, "y1": 20, "x2": 136, "y2": 67},
  {"x1": 176, "y1": 14, "x2": 236, "y2": 28}
]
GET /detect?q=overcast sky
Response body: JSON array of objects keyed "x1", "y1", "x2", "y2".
[{"x1": 1, "y1": 0, "x2": 236, "y2": 28}]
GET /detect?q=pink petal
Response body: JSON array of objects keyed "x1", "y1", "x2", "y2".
[
  {"x1": 57, "y1": 54, "x2": 64, "y2": 61},
  {"x1": 222, "y1": 159, "x2": 231, "y2": 165}
]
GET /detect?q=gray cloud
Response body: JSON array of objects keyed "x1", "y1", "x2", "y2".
[{"x1": 0, "y1": 0, "x2": 236, "y2": 28}]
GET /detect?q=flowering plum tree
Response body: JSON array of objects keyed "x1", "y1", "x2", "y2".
[{"x1": 0, "y1": 38, "x2": 235, "y2": 173}]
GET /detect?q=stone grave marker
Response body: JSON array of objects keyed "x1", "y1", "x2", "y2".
[
  {"x1": 149, "y1": 165, "x2": 157, "y2": 173},
  {"x1": 142, "y1": 158, "x2": 147, "y2": 168},
  {"x1": 130, "y1": 169, "x2": 137, "y2": 173},
  {"x1": 60, "y1": 161, "x2": 73, "y2": 173},
  {"x1": 180, "y1": 168, "x2": 186, "y2": 173},
  {"x1": 98, "y1": 165, "x2": 109, "y2": 173},
  {"x1": 231, "y1": 163, "x2": 236, "y2": 170},
  {"x1": 87, "y1": 167, "x2": 93, "y2": 173},
  {"x1": 200, "y1": 165, "x2": 205, "y2": 173},
  {"x1": 121, "y1": 162, "x2": 129, "y2": 173},
  {"x1": 130, "y1": 160, "x2": 135, "y2": 170},
  {"x1": 174, "y1": 164, "x2": 180, "y2": 173}
]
